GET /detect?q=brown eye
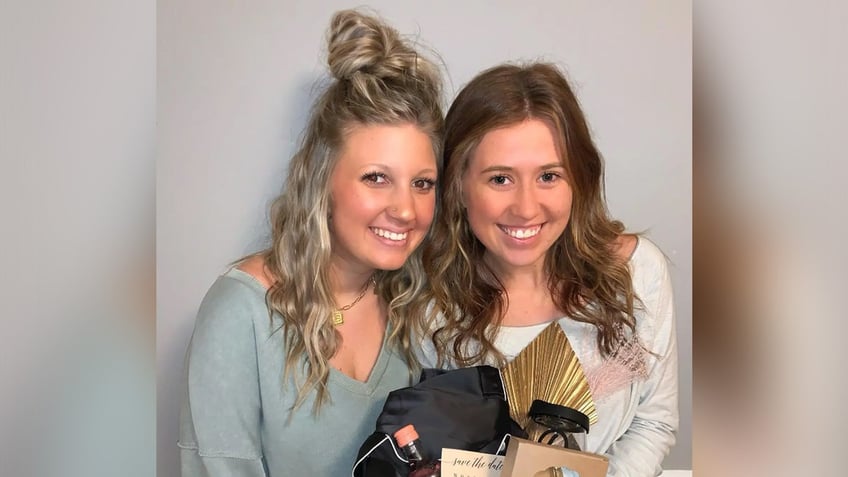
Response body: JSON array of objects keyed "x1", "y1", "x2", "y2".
[
  {"x1": 489, "y1": 175, "x2": 510, "y2": 186},
  {"x1": 361, "y1": 172, "x2": 388, "y2": 184},
  {"x1": 413, "y1": 178, "x2": 436, "y2": 191},
  {"x1": 540, "y1": 172, "x2": 561, "y2": 183}
]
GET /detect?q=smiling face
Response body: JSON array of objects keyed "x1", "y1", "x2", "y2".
[
  {"x1": 328, "y1": 123, "x2": 437, "y2": 274},
  {"x1": 461, "y1": 119, "x2": 572, "y2": 277}
]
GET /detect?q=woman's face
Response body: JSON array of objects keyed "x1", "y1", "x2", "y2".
[
  {"x1": 328, "y1": 123, "x2": 437, "y2": 274},
  {"x1": 461, "y1": 119, "x2": 572, "y2": 276}
]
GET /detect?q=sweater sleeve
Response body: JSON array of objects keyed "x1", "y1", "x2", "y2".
[
  {"x1": 178, "y1": 276, "x2": 269, "y2": 477},
  {"x1": 605, "y1": 241, "x2": 680, "y2": 477}
]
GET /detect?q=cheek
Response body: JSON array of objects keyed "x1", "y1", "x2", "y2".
[
  {"x1": 416, "y1": 194, "x2": 437, "y2": 226},
  {"x1": 548, "y1": 190, "x2": 574, "y2": 226},
  {"x1": 553, "y1": 193, "x2": 572, "y2": 212},
  {"x1": 330, "y1": 181, "x2": 354, "y2": 211},
  {"x1": 459, "y1": 181, "x2": 477, "y2": 210},
  {"x1": 464, "y1": 189, "x2": 501, "y2": 223},
  {"x1": 562, "y1": 189, "x2": 574, "y2": 216},
  {"x1": 332, "y1": 189, "x2": 378, "y2": 222},
  {"x1": 545, "y1": 183, "x2": 573, "y2": 210}
]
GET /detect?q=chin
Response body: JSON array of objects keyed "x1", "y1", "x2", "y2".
[
  {"x1": 369, "y1": 254, "x2": 411, "y2": 272},
  {"x1": 499, "y1": 254, "x2": 547, "y2": 270},
  {"x1": 374, "y1": 262, "x2": 406, "y2": 272}
]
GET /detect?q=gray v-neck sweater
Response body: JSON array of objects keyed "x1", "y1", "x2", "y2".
[{"x1": 178, "y1": 269, "x2": 411, "y2": 476}]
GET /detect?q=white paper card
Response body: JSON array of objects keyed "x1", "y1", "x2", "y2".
[{"x1": 440, "y1": 448, "x2": 504, "y2": 477}]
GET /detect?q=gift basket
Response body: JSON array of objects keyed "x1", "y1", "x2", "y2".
[
  {"x1": 353, "y1": 323, "x2": 609, "y2": 477},
  {"x1": 352, "y1": 365, "x2": 526, "y2": 477}
]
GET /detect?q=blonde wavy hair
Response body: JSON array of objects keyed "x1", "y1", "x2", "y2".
[
  {"x1": 413, "y1": 63, "x2": 639, "y2": 368},
  {"x1": 255, "y1": 9, "x2": 443, "y2": 413}
]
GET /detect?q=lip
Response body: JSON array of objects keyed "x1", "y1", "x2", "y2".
[{"x1": 498, "y1": 224, "x2": 543, "y2": 242}]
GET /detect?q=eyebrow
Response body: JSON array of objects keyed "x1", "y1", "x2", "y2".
[
  {"x1": 479, "y1": 163, "x2": 565, "y2": 173},
  {"x1": 363, "y1": 163, "x2": 437, "y2": 176}
]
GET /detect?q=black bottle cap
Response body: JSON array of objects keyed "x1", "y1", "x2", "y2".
[{"x1": 528, "y1": 399, "x2": 590, "y2": 434}]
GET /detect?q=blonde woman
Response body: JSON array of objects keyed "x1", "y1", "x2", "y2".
[{"x1": 178, "y1": 10, "x2": 444, "y2": 476}]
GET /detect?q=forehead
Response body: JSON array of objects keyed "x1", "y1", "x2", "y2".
[
  {"x1": 469, "y1": 119, "x2": 562, "y2": 168},
  {"x1": 337, "y1": 123, "x2": 435, "y2": 166}
]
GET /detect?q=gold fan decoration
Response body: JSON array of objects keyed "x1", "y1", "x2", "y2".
[{"x1": 501, "y1": 322, "x2": 598, "y2": 438}]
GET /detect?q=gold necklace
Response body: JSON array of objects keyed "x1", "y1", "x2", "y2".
[{"x1": 332, "y1": 276, "x2": 375, "y2": 326}]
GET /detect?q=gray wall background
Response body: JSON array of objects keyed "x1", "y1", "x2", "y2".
[{"x1": 157, "y1": 1, "x2": 691, "y2": 474}]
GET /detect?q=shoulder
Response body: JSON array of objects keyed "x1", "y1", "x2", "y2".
[
  {"x1": 626, "y1": 237, "x2": 675, "y2": 346},
  {"x1": 612, "y1": 233, "x2": 639, "y2": 263},
  {"x1": 192, "y1": 268, "x2": 274, "y2": 344},
  {"x1": 235, "y1": 255, "x2": 274, "y2": 290},
  {"x1": 627, "y1": 236, "x2": 671, "y2": 283},
  {"x1": 198, "y1": 270, "x2": 267, "y2": 316},
  {"x1": 614, "y1": 233, "x2": 673, "y2": 290}
]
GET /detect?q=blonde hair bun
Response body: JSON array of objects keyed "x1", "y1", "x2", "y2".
[{"x1": 327, "y1": 9, "x2": 425, "y2": 83}]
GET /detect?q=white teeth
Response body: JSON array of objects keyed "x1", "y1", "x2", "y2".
[
  {"x1": 373, "y1": 228, "x2": 407, "y2": 241},
  {"x1": 504, "y1": 226, "x2": 540, "y2": 239}
]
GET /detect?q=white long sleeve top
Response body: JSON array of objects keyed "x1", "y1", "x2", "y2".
[{"x1": 418, "y1": 237, "x2": 679, "y2": 477}]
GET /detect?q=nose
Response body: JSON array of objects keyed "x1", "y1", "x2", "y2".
[
  {"x1": 387, "y1": 186, "x2": 416, "y2": 222},
  {"x1": 511, "y1": 183, "x2": 540, "y2": 219}
]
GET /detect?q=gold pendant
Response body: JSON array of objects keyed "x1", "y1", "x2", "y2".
[{"x1": 332, "y1": 310, "x2": 344, "y2": 326}]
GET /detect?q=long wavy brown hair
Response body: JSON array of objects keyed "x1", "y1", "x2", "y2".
[
  {"x1": 253, "y1": 9, "x2": 444, "y2": 413},
  {"x1": 414, "y1": 63, "x2": 638, "y2": 367}
]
